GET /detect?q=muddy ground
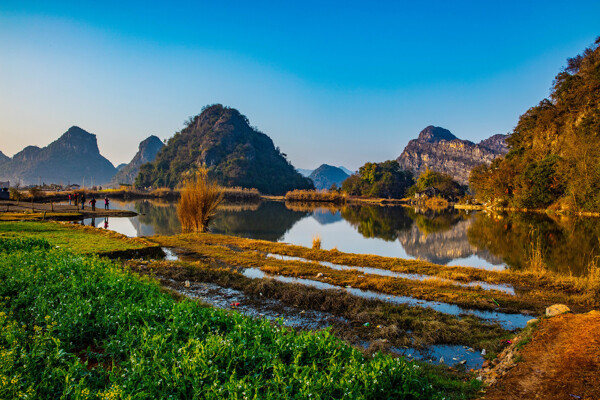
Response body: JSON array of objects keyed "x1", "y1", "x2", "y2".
[{"x1": 482, "y1": 312, "x2": 600, "y2": 399}]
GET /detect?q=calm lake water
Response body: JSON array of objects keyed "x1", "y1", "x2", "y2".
[{"x1": 83, "y1": 199, "x2": 600, "y2": 276}]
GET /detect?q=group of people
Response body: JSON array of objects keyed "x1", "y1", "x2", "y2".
[{"x1": 68, "y1": 193, "x2": 110, "y2": 211}]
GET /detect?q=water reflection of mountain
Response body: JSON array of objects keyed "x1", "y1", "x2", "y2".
[
  {"x1": 211, "y1": 201, "x2": 309, "y2": 241},
  {"x1": 468, "y1": 212, "x2": 600, "y2": 276},
  {"x1": 397, "y1": 217, "x2": 502, "y2": 265},
  {"x1": 311, "y1": 209, "x2": 342, "y2": 225}
]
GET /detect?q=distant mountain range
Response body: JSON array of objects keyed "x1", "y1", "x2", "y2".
[
  {"x1": 136, "y1": 104, "x2": 314, "y2": 194},
  {"x1": 397, "y1": 126, "x2": 508, "y2": 185},
  {"x1": 0, "y1": 150, "x2": 9, "y2": 164},
  {"x1": 0, "y1": 126, "x2": 116, "y2": 186},
  {"x1": 109, "y1": 135, "x2": 164, "y2": 186},
  {"x1": 297, "y1": 166, "x2": 353, "y2": 178},
  {"x1": 308, "y1": 164, "x2": 350, "y2": 190},
  {"x1": 296, "y1": 168, "x2": 313, "y2": 177}
]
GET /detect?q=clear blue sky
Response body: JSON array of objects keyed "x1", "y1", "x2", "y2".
[{"x1": 1, "y1": 1, "x2": 598, "y2": 170}]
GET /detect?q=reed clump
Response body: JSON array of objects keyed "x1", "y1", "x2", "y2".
[
  {"x1": 285, "y1": 190, "x2": 347, "y2": 204},
  {"x1": 527, "y1": 233, "x2": 547, "y2": 276},
  {"x1": 222, "y1": 186, "x2": 262, "y2": 202},
  {"x1": 177, "y1": 169, "x2": 224, "y2": 233},
  {"x1": 312, "y1": 235, "x2": 321, "y2": 250}
]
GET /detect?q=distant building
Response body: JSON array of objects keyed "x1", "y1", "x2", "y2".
[
  {"x1": 67, "y1": 184, "x2": 81, "y2": 191},
  {"x1": 414, "y1": 186, "x2": 440, "y2": 199},
  {"x1": 0, "y1": 181, "x2": 9, "y2": 200}
]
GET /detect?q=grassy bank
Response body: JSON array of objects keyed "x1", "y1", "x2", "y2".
[
  {"x1": 151, "y1": 233, "x2": 600, "y2": 313},
  {"x1": 0, "y1": 237, "x2": 481, "y2": 399},
  {"x1": 0, "y1": 221, "x2": 160, "y2": 256}
]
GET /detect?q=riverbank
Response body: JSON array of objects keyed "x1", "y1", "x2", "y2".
[
  {"x1": 150, "y1": 233, "x2": 600, "y2": 314},
  {"x1": 455, "y1": 203, "x2": 600, "y2": 218},
  {"x1": 0, "y1": 220, "x2": 162, "y2": 257},
  {"x1": 0, "y1": 199, "x2": 137, "y2": 220}
]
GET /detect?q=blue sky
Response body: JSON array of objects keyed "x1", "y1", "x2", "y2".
[{"x1": 1, "y1": 1, "x2": 599, "y2": 170}]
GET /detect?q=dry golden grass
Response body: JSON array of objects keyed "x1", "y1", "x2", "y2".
[
  {"x1": 221, "y1": 187, "x2": 261, "y2": 201},
  {"x1": 177, "y1": 169, "x2": 224, "y2": 233},
  {"x1": 527, "y1": 234, "x2": 546, "y2": 276},
  {"x1": 285, "y1": 190, "x2": 347, "y2": 203},
  {"x1": 312, "y1": 235, "x2": 321, "y2": 250}
]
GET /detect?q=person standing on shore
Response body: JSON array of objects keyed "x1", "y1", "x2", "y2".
[
  {"x1": 68, "y1": 194, "x2": 72, "y2": 205},
  {"x1": 89, "y1": 198, "x2": 97, "y2": 212},
  {"x1": 104, "y1": 197, "x2": 109, "y2": 210}
]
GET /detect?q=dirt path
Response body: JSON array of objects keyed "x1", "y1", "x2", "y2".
[
  {"x1": 483, "y1": 312, "x2": 600, "y2": 400},
  {"x1": 0, "y1": 200, "x2": 136, "y2": 218}
]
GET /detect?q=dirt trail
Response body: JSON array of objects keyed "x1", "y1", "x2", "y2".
[{"x1": 483, "y1": 312, "x2": 600, "y2": 400}]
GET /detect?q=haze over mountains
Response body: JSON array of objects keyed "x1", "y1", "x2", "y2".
[
  {"x1": 308, "y1": 165, "x2": 350, "y2": 190},
  {"x1": 109, "y1": 136, "x2": 164, "y2": 186},
  {"x1": 397, "y1": 126, "x2": 509, "y2": 185},
  {"x1": 0, "y1": 126, "x2": 117, "y2": 186}
]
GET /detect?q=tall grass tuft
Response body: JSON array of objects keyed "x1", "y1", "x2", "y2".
[
  {"x1": 177, "y1": 169, "x2": 224, "y2": 233},
  {"x1": 527, "y1": 231, "x2": 546, "y2": 276},
  {"x1": 312, "y1": 235, "x2": 321, "y2": 250}
]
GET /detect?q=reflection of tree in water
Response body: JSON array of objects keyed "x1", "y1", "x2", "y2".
[
  {"x1": 134, "y1": 200, "x2": 180, "y2": 236},
  {"x1": 211, "y1": 201, "x2": 309, "y2": 241},
  {"x1": 404, "y1": 208, "x2": 464, "y2": 236},
  {"x1": 341, "y1": 206, "x2": 413, "y2": 241},
  {"x1": 467, "y1": 212, "x2": 600, "y2": 276}
]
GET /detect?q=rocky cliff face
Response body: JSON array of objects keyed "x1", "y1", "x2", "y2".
[
  {"x1": 397, "y1": 126, "x2": 508, "y2": 185},
  {"x1": 110, "y1": 135, "x2": 164, "y2": 186},
  {"x1": 308, "y1": 164, "x2": 349, "y2": 190},
  {"x1": 0, "y1": 126, "x2": 116, "y2": 186}
]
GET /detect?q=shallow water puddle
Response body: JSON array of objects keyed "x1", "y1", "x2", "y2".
[
  {"x1": 243, "y1": 267, "x2": 529, "y2": 329},
  {"x1": 162, "y1": 278, "x2": 339, "y2": 330},
  {"x1": 162, "y1": 247, "x2": 179, "y2": 261},
  {"x1": 266, "y1": 253, "x2": 516, "y2": 295},
  {"x1": 391, "y1": 344, "x2": 485, "y2": 370}
]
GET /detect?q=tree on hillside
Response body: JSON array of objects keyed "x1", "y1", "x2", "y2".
[
  {"x1": 341, "y1": 160, "x2": 414, "y2": 199},
  {"x1": 469, "y1": 37, "x2": 600, "y2": 210},
  {"x1": 408, "y1": 169, "x2": 466, "y2": 200}
]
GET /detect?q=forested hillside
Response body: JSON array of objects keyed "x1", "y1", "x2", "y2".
[
  {"x1": 470, "y1": 38, "x2": 600, "y2": 211},
  {"x1": 136, "y1": 105, "x2": 313, "y2": 194}
]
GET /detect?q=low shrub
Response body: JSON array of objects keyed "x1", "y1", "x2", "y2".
[{"x1": 285, "y1": 190, "x2": 347, "y2": 204}]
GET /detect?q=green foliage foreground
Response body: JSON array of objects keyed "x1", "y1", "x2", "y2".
[{"x1": 0, "y1": 238, "x2": 478, "y2": 399}]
